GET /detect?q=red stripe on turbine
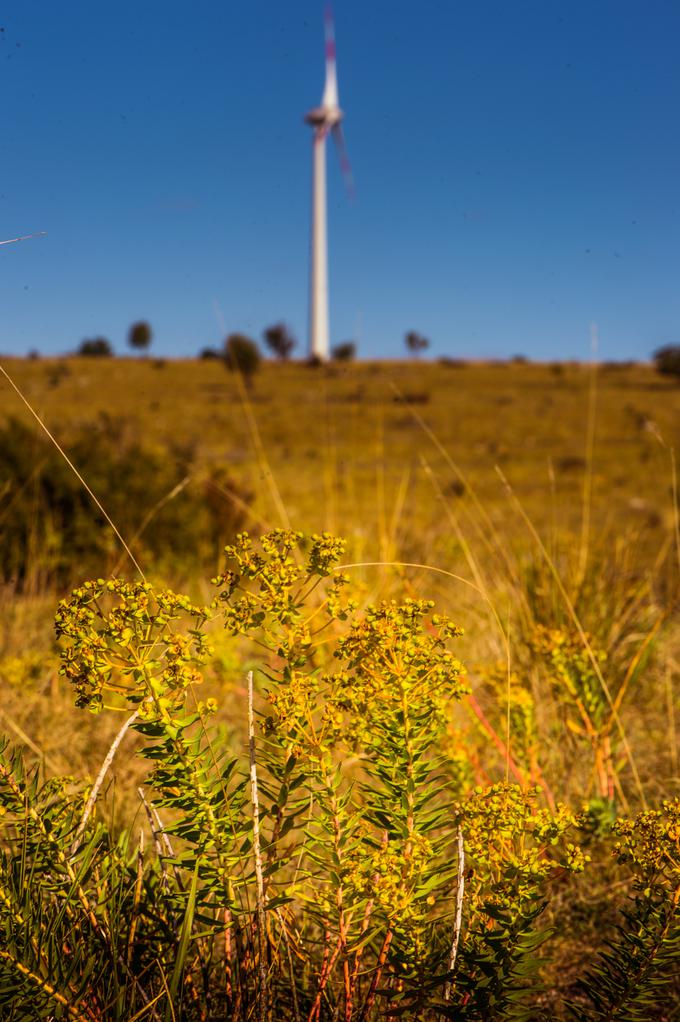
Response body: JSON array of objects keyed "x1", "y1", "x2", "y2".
[{"x1": 324, "y1": 5, "x2": 336, "y2": 47}]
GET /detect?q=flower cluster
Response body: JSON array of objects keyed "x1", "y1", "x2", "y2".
[
  {"x1": 344, "y1": 829, "x2": 434, "y2": 916},
  {"x1": 457, "y1": 783, "x2": 589, "y2": 915},
  {"x1": 55, "y1": 579, "x2": 211, "y2": 714},
  {"x1": 531, "y1": 624, "x2": 607, "y2": 727},
  {"x1": 613, "y1": 799, "x2": 680, "y2": 884},
  {"x1": 327, "y1": 600, "x2": 466, "y2": 745},
  {"x1": 477, "y1": 662, "x2": 538, "y2": 773},
  {"x1": 214, "y1": 530, "x2": 350, "y2": 638}
]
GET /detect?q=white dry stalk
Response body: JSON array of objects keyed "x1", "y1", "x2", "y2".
[
  {"x1": 69, "y1": 711, "x2": 139, "y2": 859},
  {"x1": 248, "y1": 670, "x2": 268, "y2": 1022},
  {"x1": 138, "y1": 787, "x2": 184, "y2": 895},
  {"x1": 138, "y1": 787, "x2": 165, "y2": 861},
  {"x1": 444, "y1": 826, "x2": 465, "y2": 1003}
]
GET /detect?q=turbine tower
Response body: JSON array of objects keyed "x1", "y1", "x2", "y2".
[{"x1": 304, "y1": 6, "x2": 352, "y2": 362}]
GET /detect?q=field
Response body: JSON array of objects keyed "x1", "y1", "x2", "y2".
[{"x1": 1, "y1": 355, "x2": 679, "y2": 1019}]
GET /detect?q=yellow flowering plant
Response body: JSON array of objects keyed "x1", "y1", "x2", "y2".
[{"x1": 1, "y1": 531, "x2": 675, "y2": 1019}]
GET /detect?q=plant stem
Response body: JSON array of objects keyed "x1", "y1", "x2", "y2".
[
  {"x1": 248, "y1": 670, "x2": 268, "y2": 1022},
  {"x1": 357, "y1": 929, "x2": 393, "y2": 1022},
  {"x1": 444, "y1": 827, "x2": 465, "y2": 1003}
]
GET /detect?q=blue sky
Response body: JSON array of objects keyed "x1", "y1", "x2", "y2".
[{"x1": 1, "y1": 1, "x2": 678, "y2": 361}]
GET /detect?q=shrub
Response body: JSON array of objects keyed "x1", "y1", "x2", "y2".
[
  {"x1": 223, "y1": 333, "x2": 261, "y2": 385},
  {"x1": 405, "y1": 330, "x2": 429, "y2": 357},
  {"x1": 77, "y1": 337, "x2": 112, "y2": 357},
  {"x1": 263, "y1": 322, "x2": 296, "y2": 360},
  {"x1": 652, "y1": 345, "x2": 680, "y2": 380},
  {"x1": 331, "y1": 340, "x2": 356, "y2": 361},
  {"x1": 128, "y1": 320, "x2": 152, "y2": 354},
  {"x1": 0, "y1": 416, "x2": 252, "y2": 588},
  {"x1": 46, "y1": 361, "x2": 70, "y2": 388}
]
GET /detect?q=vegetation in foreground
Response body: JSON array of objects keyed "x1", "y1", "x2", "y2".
[
  {"x1": 2, "y1": 530, "x2": 680, "y2": 1020},
  {"x1": 0, "y1": 359, "x2": 679, "y2": 1017}
]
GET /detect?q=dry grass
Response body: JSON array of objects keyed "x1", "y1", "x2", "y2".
[
  {"x1": 1, "y1": 355, "x2": 680, "y2": 1013},
  {"x1": 0, "y1": 355, "x2": 678, "y2": 799}
]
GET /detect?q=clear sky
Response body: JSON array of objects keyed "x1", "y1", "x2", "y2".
[{"x1": 1, "y1": 1, "x2": 678, "y2": 361}]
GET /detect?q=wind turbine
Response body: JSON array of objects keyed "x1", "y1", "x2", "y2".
[{"x1": 304, "y1": 6, "x2": 353, "y2": 362}]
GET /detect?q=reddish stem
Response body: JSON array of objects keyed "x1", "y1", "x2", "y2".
[{"x1": 357, "y1": 929, "x2": 393, "y2": 1022}]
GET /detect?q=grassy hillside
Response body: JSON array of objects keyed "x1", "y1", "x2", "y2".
[
  {"x1": 2, "y1": 354, "x2": 678, "y2": 762},
  {"x1": 3, "y1": 356, "x2": 678, "y2": 545}
]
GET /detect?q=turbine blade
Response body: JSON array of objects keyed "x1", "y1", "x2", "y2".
[
  {"x1": 321, "y1": 4, "x2": 339, "y2": 109},
  {"x1": 0, "y1": 231, "x2": 47, "y2": 247},
  {"x1": 331, "y1": 123, "x2": 355, "y2": 198}
]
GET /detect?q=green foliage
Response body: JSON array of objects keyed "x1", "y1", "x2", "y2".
[
  {"x1": 531, "y1": 625, "x2": 608, "y2": 729},
  {"x1": 77, "y1": 337, "x2": 112, "y2": 357},
  {"x1": 570, "y1": 801, "x2": 680, "y2": 1019},
  {"x1": 263, "y1": 322, "x2": 296, "y2": 360},
  {"x1": 495, "y1": 539, "x2": 663, "y2": 805},
  {"x1": 453, "y1": 784, "x2": 587, "y2": 1018},
  {"x1": 55, "y1": 578, "x2": 212, "y2": 713},
  {"x1": 223, "y1": 333, "x2": 262, "y2": 382},
  {"x1": 128, "y1": 320, "x2": 153, "y2": 353},
  {"x1": 331, "y1": 341, "x2": 356, "y2": 361},
  {"x1": 405, "y1": 330, "x2": 430, "y2": 356},
  {"x1": 0, "y1": 737, "x2": 174, "y2": 1019},
  {"x1": 652, "y1": 344, "x2": 680, "y2": 380},
  {"x1": 1, "y1": 530, "x2": 679, "y2": 1017},
  {"x1": 198, "y1": 345, "x2": 220, "y2": 359},
  {"x1": 0, "y1": 416, "x2": 252, "y2": 587}
]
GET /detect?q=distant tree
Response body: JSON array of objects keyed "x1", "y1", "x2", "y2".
[
  {"x1": 128, "y1": 321, "x2": 153, "y2": 355},
  {"x1": 331, "y1": 341, "x2": 356, "y2": 362},
  {"x1": 78, "y1": 337, "x2": 112, "y2": 357},
  {"x1": 223, "y1": 333, "x2": 261, "y2": 387},
  {"x1": 263, "y1": 322, "x2": 296, "y2": 360},
  {"x1": 199, "y1": 346, "x2": 220, "y2": 360},
  {"x1": 405, "y1": 331, "x2": 429, "y2": 358},
  {"x1": 653, "y1": 345, "x2": 680, "y2": 381}
]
